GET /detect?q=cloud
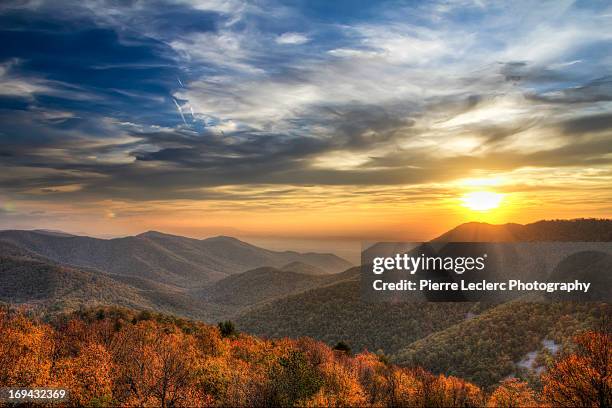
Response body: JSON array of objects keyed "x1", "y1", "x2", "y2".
[
  {"x1": 561, "y1": 113, "x2": 612, "y2": 136},
  {"x1": 0, "y1": 59, "x2": 53, "y2": 99},
  {"x1": 0, "y1": 0, "x2": 610, "y2": 214},
  {"x1": 276, "y1": 32, "x2": 309, "y2": 45},
  {"x1": 528, "y1": 76, "x2": 612, "y2": 104}
]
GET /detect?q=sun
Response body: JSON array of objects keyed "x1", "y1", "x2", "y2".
[{"x1": 461, "y1": 191, "x2": 504, "y2": 211}]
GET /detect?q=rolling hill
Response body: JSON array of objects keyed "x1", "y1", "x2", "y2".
[
  {"x1": 236, "y1": 273, "x2": 479, "y2": 355},
  {"x1": 281, "y1": 261, "x2": 329, "y2": 275},
  {"x1": 0, "y1": 218, "x2": 609, "y2": 389},
  {"x1": 392, "y1": 301, "x2": 610, "y2": 387},
  {"x1": 196, "y1": 265, "x2": 359, "y2": 318},
  {"x1": 198, "y1": 267, "x2": 339, "y2": 307},
  {"x1": 235, "y1": 219, "x2": 612, "y2": 387},
  {"x1": 0, "y1": 240, "x2": 227, "y2": 320},
  {"x1": 0, "y1": 241, "x2": 147, "y2": 311},
  {"x1": 0, "y1": 230, "x2": 352, "y2": 288}
]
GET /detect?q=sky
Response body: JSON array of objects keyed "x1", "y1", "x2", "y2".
[{"x1": 0, "y1": 0, "x2": 611, "y2": 253}]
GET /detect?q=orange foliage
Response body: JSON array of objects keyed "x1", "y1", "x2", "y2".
[
  {"x1": 53, "y1": 343, "x2": 114, "y2": 405},
  {"x1": 542, "y1": 331, "x2": 611, "y2": 407},
  {"x1": 487, "y1": 378, "x2": 537, "y2": 407},
  {"x1": 0, "y1": 310, "x2": 53, "y2": 387},
  {"x1": 4, "y1": 307, "x2": 569, "y2": 407}
]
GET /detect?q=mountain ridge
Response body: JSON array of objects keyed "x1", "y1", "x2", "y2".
[
  {"x1": 0, "y1": 229, "x2": 353, "y2": 288},
  {"x1": 434, "y1": 218, "x2": 612, "y2": 242}
]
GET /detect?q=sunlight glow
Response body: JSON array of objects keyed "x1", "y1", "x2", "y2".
[{"x1": 461, "y1": 191, "x2": 504, "y2": 211}]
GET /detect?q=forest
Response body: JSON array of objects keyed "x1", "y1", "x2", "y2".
[{"x1": 1, "y1": 306, "x2": 609, "y2": 407}]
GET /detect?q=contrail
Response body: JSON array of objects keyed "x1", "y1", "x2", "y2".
[
  {"x1": 189, "y1": 106, "x2": 195, "y2": 121},
  {"x1": 177, "y1": 77, "x2": 184, "y2": 87},
  {"x1": 173, "y1": 98, "x2": 187, "y2": 125}
]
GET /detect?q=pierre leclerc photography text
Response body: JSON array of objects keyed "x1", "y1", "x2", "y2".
[{"x1": 0, "y1": 0, "x2": 610, "y2": 407}]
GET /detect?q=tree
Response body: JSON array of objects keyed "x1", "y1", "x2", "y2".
[
  {"x1": 0, "y1": 311, "x2": 53, "y2": 387},
  {"x1": 269, "y1": 350, "x2": 323, "y2": 406},
  {"x1": 423, "y1": 372, "x2": 484, "y2": 407},
  {"x1": 542, "y1": 331, "x2": 611, "y2": 407},
  {"x1": 218, "y1": 321, "x2": 237, "y2": 338},
  {"x1": 112, "y1": 320, "x2": 209, "y2": 407},
  {"x1": 487, "y1": 378, "x2": 536, "y2": 407},
  {"x1": 54, "y1": 343, "x2": 114, "y2": 406},
  {"x1": 333, "y1": 341, "x2": 352, "y2": 355}
]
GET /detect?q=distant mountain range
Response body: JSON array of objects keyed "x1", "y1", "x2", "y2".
[
  {"x1": 0, "y1": 229, "x2": 352, "y2": 321},
  {"x1": 0, "y1": 230, "x2": 352, "y2": 288},
  {"x1": 0, "y1": 219, "x2": 610, "y2": 387},
  {"x1": 434, "y1": 218, "x2": 612, "y2": 242},
  {"x1": 0, "y1": 240, "x2": 227, "y2": 320}
]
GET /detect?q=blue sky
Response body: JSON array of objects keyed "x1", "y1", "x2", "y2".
[{"x1": 0, "y1": 0, "x2": 611, "y2": 240}]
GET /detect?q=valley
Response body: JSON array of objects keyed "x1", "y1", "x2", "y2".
[{"x1": 0, "y1": 218, "x2": 610, "y2": 388}]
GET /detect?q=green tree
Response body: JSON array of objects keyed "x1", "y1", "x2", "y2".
[
  {"x1": 333, "y1": 341, "x2": 352, "y2": 355},
  {"x1": 217, "y1": 320, "x2": 237, "y2": 338},
  {"x1": 269, "y1": 350, "x2": 323, "y2": 406}
]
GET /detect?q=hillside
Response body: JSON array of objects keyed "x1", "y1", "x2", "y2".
[
  {"x1": 0, "y1": 230, "x2": 352, "y2": 288},
  {"x1": 236, "y1": 276, "x2": 478, "y2": 355},
  {"x1": 281, "y1": 261, "x2": 329, "y2": 275},
  {"x1": 0, "y1": 241, "x2": 148, "y2": 311},
  {"x1": 196, "y1": 266, "x2": 351, "y2": 313},
  {"x1": 4, "y1": 306, "x2": 608, "y2": 406},
  {"x1": 1, "y1": 218, "x2": 608, "y2": 387},
  {"x1": 435, "y1": 219, "x2": 612, "y2": 242},
  {"x1": 392, "y1": 301, "x2": 610, "y2": 387},
  {"x1": 0, "y1": 241, "x2": 224, "y2": 321},
  {"x1": 237, "y1": 277, "x2": 609, "y2": 388},
  {"x1": 236, "y1": 219, "x2": 612, "y2": 387}
]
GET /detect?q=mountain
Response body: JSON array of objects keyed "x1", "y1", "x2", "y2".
[
  {"x1": 1, "y1": 218, "x2": 609, "y2": 388},
  {"x1": 435, "y1": 219, "x2": 612, "y2": 242},
  {"x1": 0, "y1": 241, "x2": 146, "y2": 310},
  {"x1": 235, "y1": 218, "x2": 611, "y2": 386},
  {"x1": 196, "y1": 266, "x2": 353, "y2": 316},
  {"x1": 0, "y1": 230, "x2": 352, "y2": 288},
  {"x1": 281, "y1": 261, "x2": 329, "y2": 275},
  {"x1": 32, "y1": 229, "x2": 77, "y2": 237},
  {"x1": 0, "y1": 240, "x2": 226, "y2": 320},
  {"x1": 236, "y1": 270, "x2": 478, "y2": 355}
]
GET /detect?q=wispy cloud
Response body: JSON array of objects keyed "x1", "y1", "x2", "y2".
[
  {"x1": 0, "y1": 0, "x2": 611, "y2": 236},
  {"x1": 276, "y1": 32, "x2": 309, "y2": 45}
]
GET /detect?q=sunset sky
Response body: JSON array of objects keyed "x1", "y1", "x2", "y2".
[{"x1": 1, "y1": 0, "x2": 611, "y2": 253}]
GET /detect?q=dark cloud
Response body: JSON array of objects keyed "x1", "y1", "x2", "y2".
[
  {"x1": 498, "y1": 61, "x2": 582, "y2": 86},
  {"x1": 311, "y1": 103, "x2": 416, "y2": 149},
  {"x1": 528, "y1": 77, "x2": 612, "y2": 104},
  {"x1": 0, "y1": 80, "x2": 611, "y2": 204},
  {"x1": 561, "y1": 113, "x2": 612, "y2": 135}
]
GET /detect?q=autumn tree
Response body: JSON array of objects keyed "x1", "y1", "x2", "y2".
[
  {"x1": 269, "y1": 350, "x2": 324, "y2": 406},
  {"x1": 53, "y1": 343, "x2": 114, "y2": 406},
  {"x1": 487, "y1": 378, "x2": 537, "y2": 407},
  {"x1": 420, "y1": 371, "x2": 484, "y2": 408},
  {"x1": 308, "y1": 357, "x2": 368, "y2": 406},
  {"x1": 542, "y1": 330, "x2": 611, "y2": 407},
  {"x1": 352, "y1": 352, "x2": 390, "y2": 406},
  {"x1": 111, "y1": 320, "x2": 210, "y2": 407},
  {"x1": 386, "y1": 367, "x2": 422, "y2": 407},
  {"x1": 0, "y1": 310, "x2": 53, "y2": 387},
  {"x1": 333, "y1": 341, "x2": 352, "y2": 355},
  {"x1": 218, "y1": 320, "x2": 237, "y2": 338}
]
